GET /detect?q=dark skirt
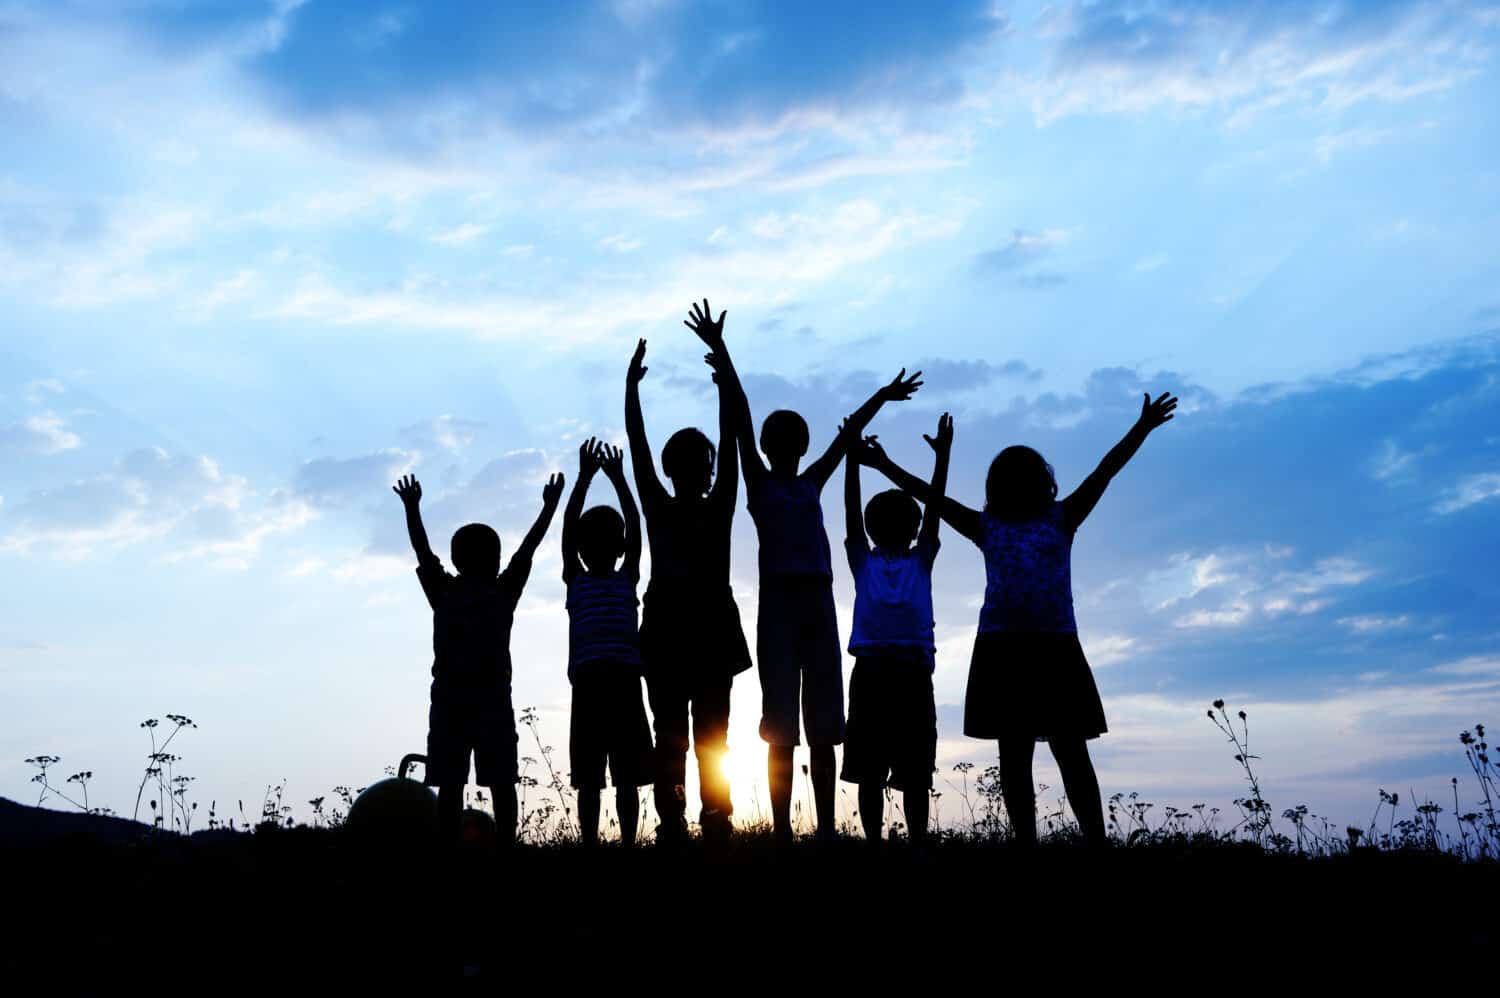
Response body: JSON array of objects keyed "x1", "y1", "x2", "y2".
[
  {"x1": 963, "y1": 631, "x2": 1107, "y2": 741},
  {"x1": 639, "y1": 582, "x2": 752, "y2": 678}
]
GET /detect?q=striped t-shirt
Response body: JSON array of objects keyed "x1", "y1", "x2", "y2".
[{"x1": 566, "y1": 570, "x2": 642, "y2": 680}]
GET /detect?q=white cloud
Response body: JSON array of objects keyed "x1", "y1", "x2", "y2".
[
  {"x1": 0, "y1": 446, "x2": 310, "y2": 564},
  {"x1": 0, "y1": 412, "x2": 81, "y2": 454},
  {"x1": 1314, "y1": 126, "x2": 1397, "y2": 165},
  {"x1": 266, "y1": 199, "x2": 964, "y2": 343},
  {"x1": 1433, "y1": 472, "x2": 1500, "y2": 514},
  {"x1": 1153, "y1": 550, "x2": 1372, "y2": 630},
  {"x1": 190, "y1": 269, "x2": 261, "y2": 316},
  {"x1": 332, "y1": 552, "x2": 413, "y2": 585},
  {"x1": 294, "y1": 450, "x2": 416, "y2": 508},
  {"x1": 1428, "y1": 655, "x2": 1500, "y2": 676},
  {"x1": 22, "y1": 379, "x2": 65, "y2": 405},
  {"x1": 598, "y1": 233, "x2": 641, "y2": 253},
  {"x1": 1338, "y1": 614, "x2": 1412, "y2": 634},
  {"x1": 1371, "y1": 439, "x2": 1426, "y2": 480},
  {"x1": 1082, "y1": 632, "x2": 1136, "y2": 667},
  {"x1": 401, "y1": 415, "x2": 485, "y2": 455},
  {"x1": 1174, "y1": 601, "x2": 1252, "y2": 629},
  {"x1": 1021, "y1": 2, "x2": 1491, "y2": 127},
  {"x1": 430, "y1": 223, "x2": 490, "y2": 247}
]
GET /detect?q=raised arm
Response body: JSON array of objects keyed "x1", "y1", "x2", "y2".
[
  {"x1": 560, "y1": 439, "x2": 601, "y2": 584},
  {"x1": 688, "y1": 300, "x2": 742, "y2": 503},
  {"x1": 393, "y1": 474, "x2": 438, "y2": 566},
  {"x1": 918, "y1": 413, "x2": 954, "y2": 560},
  {"x1": 844, "y1": 426, "x2": 866, "y2": 549},
  {"x1": 625, "y1": 339, "x2": 669, "y2": 510},
  {"x1": 862, "y1": 438, "x2": 983, "y2": 544},
  {"x1": 803, "y1": 368, "x2": 923, "y2": 489},
  {"x1": 687, "y1": 295, "x2": 768, "y2": 483},
  {"x1": 597, "y1": 442, "x2": 642, "y2": 580},
  {"x1": 1062, "y1": 391, "x2": 1178, "y2": 531},
  {"x1": 512, "y1": 471, "x2": 565, "y2": 571}
]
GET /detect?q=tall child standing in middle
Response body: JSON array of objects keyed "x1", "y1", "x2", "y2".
[
  {"x1": 627, "y1": 301, "x2": 754, "y2": 845},
  {"x1": 708, "y1": 313, "x2": 922, "y2": 841}
]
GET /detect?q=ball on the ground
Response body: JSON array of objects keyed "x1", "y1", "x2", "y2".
[{"x1": 345, "y1": 777, "x2": 439, "y2": 840}]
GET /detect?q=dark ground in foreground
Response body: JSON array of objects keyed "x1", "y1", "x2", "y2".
[{"x1": 4, "y1": 811, "x2": 1497, "y2": 987}]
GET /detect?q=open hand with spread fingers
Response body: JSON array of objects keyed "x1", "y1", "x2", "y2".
[
  {"x1": 393, "y1": 474, "x2": 422, "y2": 506},
  {"x1": 1139, "y1": 391, "x2": 1178, "y2": 432},
  {"x1": 878, "y1": 368, "x2": 924, "y2": 403},
  {"x1": 684, "y1": 298, "x2": 726, "y2": 348},
  {"x1": 597, "y1": 441, "x2": 625, "y2": 480},
  {"x1": 578, "y1": 436, "x2": 602, "y2": 477}
]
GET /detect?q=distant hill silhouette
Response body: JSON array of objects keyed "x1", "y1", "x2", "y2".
[{"x1": 0, "y1": 797, "x2": 148, "y2": 845}]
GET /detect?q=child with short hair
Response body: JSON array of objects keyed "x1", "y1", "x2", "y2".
[
  {"x1": 393, "y1": 470, "x2": 563, "y2": 843},
  {"x1": 864, "y1": 391, "x2": 1179, "y2": 846},
  {"x1": 713, "y1": 339, "x2": 923, "y2": 841},
  {"x1": 841, "y1": 413, "x2": 952, "y2": 844},
  {"x1": 561, "y1": 437, "x2": 654, "y2": 847},
  {"x1": 627, "y1": 300, "x2": 753, "y2": 845}
]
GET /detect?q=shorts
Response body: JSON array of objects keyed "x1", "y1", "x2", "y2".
[
  {"x1": 756, "y1": 576, "x2": 846, "y2": 746},
  {"x1": 963, "y1": 630, "x2": 1107, "y2": 741},
  {"x1": 426, "y1": 684, "x2": 517, "y2": 787},
  {"x1": 569, "y1": 668, "x2": 655, "y2": 790},
  {"x1": 839, "y1": 652, "x2": 937, "y2": 791}
]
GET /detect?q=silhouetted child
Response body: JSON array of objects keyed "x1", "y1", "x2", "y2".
[
  {"x1": 717, "y1": 339, "x2": 923, "y2": 841},
  {"x1": 865, "y1": 391, "x2": 1179, "y2": 846},
  {"x1": 561, "y1": 437, "x2": 654, "y2": 846},
  {"x1": 626, "y1": 300, "x2": 752, "y2": 844},
  {"x1": 841, "y1": 413, "x2": 952, "y2": 844},
  {"x1": 393, "y1": 470, "x2": 563, "y2": 844}
]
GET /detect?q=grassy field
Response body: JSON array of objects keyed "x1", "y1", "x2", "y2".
[
  {"x1": 7, "y1": 704, "x2": 1498, "y2": 984},
  {"x1": 4, "y1": 823, "x2": 1496, "y2": 985}
]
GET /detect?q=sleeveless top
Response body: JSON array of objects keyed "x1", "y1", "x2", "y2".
[
  {"x1": 746, "y1": 475, "x2": 833, "y2": 579},
  {"x1": 977, "y1": 504, "x2": 1077, "y2": 634},
  {"x1": 847, "y1": 539, "x2": 938, "y2": 671},
  {"x1": 566, "y1": 570, "x2": 642, "y2": 680}
]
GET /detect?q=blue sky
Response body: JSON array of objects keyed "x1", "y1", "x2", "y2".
[{"x1": 3, "y1": 0, "x2": 1499, "y2": 834}]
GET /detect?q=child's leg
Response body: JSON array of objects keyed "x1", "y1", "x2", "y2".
[
  {"x1": 438, "y1": 784, "x2": 464, "y2": 841},
  {"x1": 1049, "y1": 737, "x2": 1106, "y2": 845},
  {"x1": 616, "y1": 786, "x2": 640, "y2": 846},
  {"x1": 798, "y1": 585, "x2": 845, "y2": 841},
  {"x1": 647, "y1": 673, "x2": 689, "y2": 836},
  {"x1": 691, "y1": 675, "x2": 733, "y2": 826},
  {"x1": 486, "y1": 784, "x2": 516, "y2": 848},
  {"x1": 578, "y1": 789, "x2": 601, "y2": 847},
  {"x1": 903, "y1": 788, "x2": 929, "y2": 843},
  {"x1": 998, "y1": 737, "x2": 1037, "y2": 847},
  {"x1": 768, "y1": 744, "x2": 795, "y2": 838},
  {"x1": 809, "y1": 744, "x2": 836, "y2": 839},
  {"x1": 857, "y1": 782, "x2": 884, "y2": 842}
]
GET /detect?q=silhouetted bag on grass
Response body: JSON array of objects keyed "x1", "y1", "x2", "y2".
[{"x1": 963, "y1": 631, "x2": 1107, "y2": 741}]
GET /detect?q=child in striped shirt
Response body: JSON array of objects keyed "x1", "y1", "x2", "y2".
[{"x1": 561, "y1": 437, "x2": 654, "y2": 846}]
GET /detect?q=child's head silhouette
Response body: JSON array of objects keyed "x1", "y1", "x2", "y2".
[
  {"x1": 576, "y1": 505, "x2": 626, "y2": 573},
  {"x1": 760, "y1": 409, "x2": 809, "y2": 468},
  {"x1": 985, "y1": 445, "x2": 1057, "y2": 520},
  {"x1": 865, "y1": 489, "x2": 922, "y2": 553},
  {"x1": 451, "y1": 523, "x2": 501, "y2": 578},
  {"x1": 661, "y1": 427, "x2": 716, "y2": 498}
]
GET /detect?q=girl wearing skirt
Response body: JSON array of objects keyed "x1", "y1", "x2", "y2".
[{"x1": 866, "y1": 391, "x2": 1178, "y2": 845}]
